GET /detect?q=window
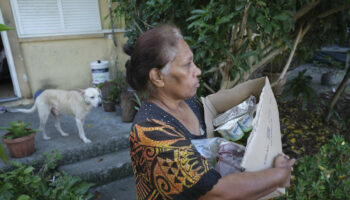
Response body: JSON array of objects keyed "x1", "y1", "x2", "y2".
[{"x1": 10, "y1": 0, "x2": 102, "y2": 38}]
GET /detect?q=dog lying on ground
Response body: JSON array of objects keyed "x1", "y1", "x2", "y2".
[{"x1": 12, "y1": 88, "x2": 102, "y2": 143}]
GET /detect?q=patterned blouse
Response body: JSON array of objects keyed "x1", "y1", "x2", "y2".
[{"x1": 129, "y1": 97, "x2": 221, "y2": 200}]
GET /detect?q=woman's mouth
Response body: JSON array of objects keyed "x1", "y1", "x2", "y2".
[{"x1": 195, "y1": 82, "x2": 200, "y2": 88}]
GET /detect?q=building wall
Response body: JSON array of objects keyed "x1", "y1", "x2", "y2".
[
  {"x1": 0, "y1": 0, "x2": 129, "y2": 97},
  {"x1": 20, "y1": 34, "x2": 128, "y2": 92}
]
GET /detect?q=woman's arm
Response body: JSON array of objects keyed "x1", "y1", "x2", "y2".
[{"x1": 200, "y1": 154, "x2": 295, "y2": 200}]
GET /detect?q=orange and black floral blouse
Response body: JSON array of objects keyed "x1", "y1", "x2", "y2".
[{"x1": 130, "y1": 97, "x2": 221, "y2": 200}]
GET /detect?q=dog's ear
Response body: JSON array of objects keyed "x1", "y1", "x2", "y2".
[{"x1": 79, "y1": 89, "x2": 85, "y2": 95}]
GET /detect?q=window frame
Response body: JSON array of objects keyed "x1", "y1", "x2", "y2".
[{"x1": 10, "y1": 0, "x2": 103, "y2": 38}]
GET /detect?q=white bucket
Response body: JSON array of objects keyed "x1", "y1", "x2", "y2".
[{"x1": 90, "y1": 60, "x2": 110, "y2": 85}]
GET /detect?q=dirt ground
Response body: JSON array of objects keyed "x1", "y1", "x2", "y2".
[{"x1": 277, "y1": 92, "x2": 350, "y2": 159}]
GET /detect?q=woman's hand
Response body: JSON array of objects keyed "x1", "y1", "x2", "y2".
[{"x1": 273, "y1": 153, "x2": 296, "y2": 187}]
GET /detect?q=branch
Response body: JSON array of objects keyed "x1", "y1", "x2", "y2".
[
  {"x1": 300, "y1": 22, "x2": 311, "y2": 40},
  {"x1": 203, "y1": 82, "x2": 215, "y2": 94},
  {"x1": 227, "y1": 75, "x2": 240, "y2": 89},
  {"x1": 137, "y1": 17, "x2": 155, "y2": 29},
  {"x1": 133, "y1": 20, "x2": 143, "y2": 33},
  {"x1": 229, "y1": 25, "x2": 235, "y2": 47},
  {"x1": 294, "y1": 0, "x2": 320, "y2": 21},
  {"x1": 317, "y1": 4, "x2": 350, "y2": 19},
  {"x1": 262, "y1": 45, "x2": 274, "y2": 56},
  {"x1": 251, "y1": 47, "x2": 285, "y2": 75},
  {"x1": 325, "y1": 52, "x2": 350, "y2": 122},
  {"x1": 272, "y1": 26, "x2": 303, "y2": 87},
  {"x1": 237, "y1": 2, "x2": 251, "y2": 49},
  {"x1": 205, "y1": 62, "x2": 226, "y2": 74},
  {"x1": 232, "y1": 22, "x2": 240, "y2": 51},
  {"x1": 226, "y1": 47, "x2": 285, "y2": 89}
]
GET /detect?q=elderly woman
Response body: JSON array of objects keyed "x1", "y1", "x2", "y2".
[{"x1": 124, "y1": 24, "x2": 295, "y2": 200}]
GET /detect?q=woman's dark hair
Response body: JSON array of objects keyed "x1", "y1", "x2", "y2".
[{"x1": 123, "y1": 24, "x2": 183, "y2": 92}]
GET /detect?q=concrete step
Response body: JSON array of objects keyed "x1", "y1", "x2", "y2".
[
  {"x1": 0, "y1": 104, "x2": 135, "y2": 195},
  {"x1": 0, "y1": 106, "x2": 132, "y2": 171},
  {"x1": 59, "y1": 150, "x2": 133, "y2": 186},
  {"x1": 90, "y1": 176, "x2": 137, "y2": 200},
  {"x1": 0, "y1": 132, "x2": 130, "y2": 172}
]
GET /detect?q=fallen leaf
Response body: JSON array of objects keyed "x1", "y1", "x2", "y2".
[{"x1": 339, "y1": 175, "x2": 345, "y2": 180}]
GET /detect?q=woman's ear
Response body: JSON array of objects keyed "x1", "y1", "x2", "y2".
[{"x1": 149, "y1": 68, "x2": 165, "y2": 88}]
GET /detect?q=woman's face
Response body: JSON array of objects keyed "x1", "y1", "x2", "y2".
[{"x1": 162, "y1": 39, "x2": 201, "y2": 100}]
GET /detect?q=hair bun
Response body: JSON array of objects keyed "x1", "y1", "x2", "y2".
[{"x1": 123, "y1": 43, "x2": 134, "y2": 56}]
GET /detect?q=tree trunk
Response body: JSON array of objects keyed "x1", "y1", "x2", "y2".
[
  {"x1": 271, "y1": 27, "x2": 303, "y2": 88},
  {"x1": 325, "y1": 52, "x2": 350, "y2": 122},
  {"x1": 120, "y1": 90, "x2": 138, "y2": 122}
]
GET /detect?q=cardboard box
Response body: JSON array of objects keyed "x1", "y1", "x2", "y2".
[{"x1": 201, "y1": 77, "x2": 284, "y2": 199}]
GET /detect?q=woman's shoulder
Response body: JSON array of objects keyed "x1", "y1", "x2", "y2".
[
  {"x1": 130, "y1": 118, "x2": 191, "y2": 148},
  {"x1": 132, "y1": 101, "x2": 160, "y2": 125}
]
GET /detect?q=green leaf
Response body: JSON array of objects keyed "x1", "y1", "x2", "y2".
[
  {"x1": 256, "y1": 15, "x2": 266, "y2": 26},
  {"x1": 186, "y1": 15, "x2": 201, "y2": 22},
  {"x1": 273, "y1": 13, "x2": 290, "y2": 21},
  {"x1": 0, "y1": 24, "x2": 15, "y2": 32},
  {"x1": 17, "y1": 195, "x2": 31, "y2": 200},
  {"x1": 73, "y1": 182, "x2": 94, "y2": 195},
  {"x1": 249, "y1": 6, "x2": 256, "y2": 17},
  {"x1": 191, "y1": 9, "x2": 206, "y2": 14},
  {"x1": 265, "y1": 24, "x2": 272, "y2": 33},
  {"x1": 0, "y1": 143, "x2": 8, "y2": 164},
  {"x1": 188, "y1": 20, "x2": 201, "y2": 29},
  {"x1": 23, "y1": 166, "x2": 34, "y2": 174},
  {"x1": 235, "y1": 3, "x2": 245, "y2": 11},
  {"x1": 216, "y1": 12, "x2": 237, "y2": 25}
]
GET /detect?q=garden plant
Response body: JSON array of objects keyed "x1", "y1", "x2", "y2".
[
  {"x1": 0, "y1": 150, "x2": 94, "y2": 200},
  {"x1": 112, "y1": 0, "x2": 350, "y2": 93},
  {"x1": 276, "y1": 134, "x2": 350, "y2": 200}
]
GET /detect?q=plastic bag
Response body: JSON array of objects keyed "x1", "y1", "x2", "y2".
[
  {"x1": 191, "y1": 137, "x2": 226, "y2": 168},
  {"x1": 213, "y1": 95, "x2": 256, "y2": 127},
  {"x1": 215, "y1": 141, "x2": 246, "y2": 177}
]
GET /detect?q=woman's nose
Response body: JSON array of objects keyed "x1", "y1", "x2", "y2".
[{"x1": 194, "y1": 63, "x2": 201, "y2": 77}]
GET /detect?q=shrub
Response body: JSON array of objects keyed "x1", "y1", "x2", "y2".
[
  {"x1": 283, "y1": 69, "x2": 317, "y2": 110},
  {"x1": 277, "y1": 134, "x2": 350, "y2": 200},
  {"x1": 0, "y1": 121, "x2": 38, "y2": 139},
  {"x1": 0, "y1": 150, "x2": 94, "y2": 200},
  {"x1": 113, "y1": 0, "x2": 350, "y2": 92}
]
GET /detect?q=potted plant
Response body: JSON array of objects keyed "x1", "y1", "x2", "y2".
[
  {"x1": 98, "y1": 80, "x2": 118, "y2": 112},
  {"x1": 0, "y1": 121, "x2": 37, "y2": 158},
  {"x1": 98, "y1": 70, "x2": 128, "y2": 112}
]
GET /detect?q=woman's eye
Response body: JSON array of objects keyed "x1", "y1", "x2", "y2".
[{"x1": 91, "y1": 97, "x2": 95, "y2": 99}]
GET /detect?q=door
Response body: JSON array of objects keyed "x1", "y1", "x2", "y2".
[{"x1": 0, "y1": 9, "x2": 21, "y2": 102}]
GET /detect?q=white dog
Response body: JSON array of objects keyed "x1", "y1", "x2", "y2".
[{"x1": 13, "y1": 88, "x2": 102, "y2": 143}]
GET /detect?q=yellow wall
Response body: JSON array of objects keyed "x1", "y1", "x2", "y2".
[
  {"x1": 21, "y1": 34, "x2": 129, "y2": 93},
  {"x1": 1, "y1": 0, "x2": 130, "y2": 98}
]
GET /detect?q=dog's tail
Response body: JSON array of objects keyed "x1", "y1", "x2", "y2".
[{"x1": 10, "y1": 103, "x2": 37, "y2": 113}]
